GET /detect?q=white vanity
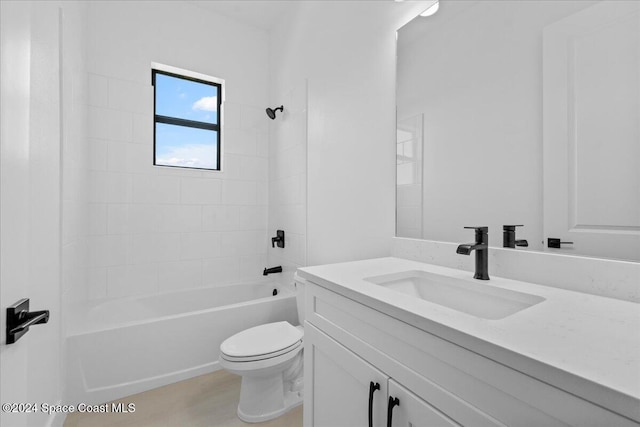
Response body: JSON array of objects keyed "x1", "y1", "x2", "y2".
[{"x1": 298, "y1": 257, "x2": 640, "y2": 427}]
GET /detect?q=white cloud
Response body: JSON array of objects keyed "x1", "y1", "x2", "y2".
[
  {"x1": 156, "y1": 144, "x2": 216, "y2": 169},
  {"x1": 192, "y1": 96, "x2": 217, "y2": 112}
]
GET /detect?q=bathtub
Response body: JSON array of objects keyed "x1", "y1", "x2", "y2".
[{"x1": 65, "y1": 282, "x2": 298, "y2": 405}]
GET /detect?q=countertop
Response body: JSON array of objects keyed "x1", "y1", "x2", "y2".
[{"x1": 298, "y1": 257, "x2": 640, "y2": 421}]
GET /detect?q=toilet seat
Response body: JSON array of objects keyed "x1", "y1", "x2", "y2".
[
  {"x1": 221, "y1": 340, "x2": 302, "y2": 363},
  {"x1": 220, "y1": 321, "x2": 303, "y2": 359}
]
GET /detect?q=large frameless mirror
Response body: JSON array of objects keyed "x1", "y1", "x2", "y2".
[{"x1": 396, "y1": 0, "x2": 640, "y2": 262}]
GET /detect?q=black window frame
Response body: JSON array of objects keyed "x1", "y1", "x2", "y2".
[{"x1": 151, "y1": 68, "x2": 222, "y2": 171}]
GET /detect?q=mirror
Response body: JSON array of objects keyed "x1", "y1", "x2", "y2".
[{"x1": 396, "y1": 0, "x2": 640, "y2": 262}]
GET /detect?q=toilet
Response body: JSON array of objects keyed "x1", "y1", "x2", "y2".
[{"x1": 219, "y1": 274, "x2": 306, "y2": 423}]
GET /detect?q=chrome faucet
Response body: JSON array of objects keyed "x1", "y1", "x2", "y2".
[{"x1": 456, "y1": 226, "x2": 489, "y2": 280}]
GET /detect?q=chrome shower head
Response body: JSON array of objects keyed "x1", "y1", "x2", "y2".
[{"x1": 266, "y1": 105, "x2": 284, "y2": 120}]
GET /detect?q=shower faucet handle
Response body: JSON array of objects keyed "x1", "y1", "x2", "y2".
[{"x1": 271, "y1": 230, "x2": 285, "y2": 248}]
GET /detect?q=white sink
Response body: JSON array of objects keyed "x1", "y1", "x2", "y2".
[{"x1": 364, "y1": 270, "x2": 545, "y2": 320}]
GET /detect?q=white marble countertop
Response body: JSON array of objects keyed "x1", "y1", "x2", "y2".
[{"x1": 298, "y1": 257, "x2": 640, "y2": 421}]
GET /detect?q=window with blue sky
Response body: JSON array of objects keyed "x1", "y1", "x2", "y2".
[{"x1": 152, "y1": 69, "x2": 221, "y2": 170}]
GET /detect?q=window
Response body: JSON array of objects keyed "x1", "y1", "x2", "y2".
[{"x1": 152, "y1": 66, "x2": 222, "y2": 170}]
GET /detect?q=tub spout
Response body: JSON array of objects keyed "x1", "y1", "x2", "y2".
[{"x1": 263, "y1": 266, "x2": 282, "y2": 276}]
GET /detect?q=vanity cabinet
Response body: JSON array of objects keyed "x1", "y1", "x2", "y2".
[
  {"x1": 305, "y1": 322, "x2": 387, "y2": 427},
  {"x1": 305, "y1": 324, "x2": 484, "y2": 427},
  {"x1": 303, "y1": 280, "x2": 639, "y2": 427},
  {"x1": 305, "y1": 322, "x2": 500, "y2": 427}
]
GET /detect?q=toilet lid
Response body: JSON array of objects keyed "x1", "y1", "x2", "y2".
[{"x1": 220, "y1": 321, "x2": 303, "y2": 358}]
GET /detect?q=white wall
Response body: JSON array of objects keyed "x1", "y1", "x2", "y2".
[
  {"x1": 84, "y1": 1, "x2": 270, "y2": 301},
  {"x1": 397, "y1": 0, "x2": 596, "y2": 249},
  {"x1": 269, "y1": 1, "x2": 428, "y2": 267},
  {"x1": 60, "y1": 1, "x2": 88, "y2": 319}
]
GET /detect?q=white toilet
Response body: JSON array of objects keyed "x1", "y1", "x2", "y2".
[{"x1": 219, "y1": 275, "x2": 306, "y2": 423}]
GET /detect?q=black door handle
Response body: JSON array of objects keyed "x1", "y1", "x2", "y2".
[
  {"x1": 368, "y1": 382, "x2": 380, "y2": 427},
  {"x1": 387, "y1": 396, "x2": 400, "y2": 427},
  {"x1": 6, "y1": 298, "x2": 50, "y2": 344}
]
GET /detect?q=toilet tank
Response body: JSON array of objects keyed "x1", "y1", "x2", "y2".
[{"x1": 293, "y1": 273, "x2": 306, "y2": 325}]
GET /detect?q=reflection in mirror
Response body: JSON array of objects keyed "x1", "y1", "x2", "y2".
[{"x1": 396, "y1": 0, "x2": 640, "y2": 262}]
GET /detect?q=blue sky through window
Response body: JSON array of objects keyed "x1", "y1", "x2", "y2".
[
  {"x1": 155, "y1": 123, "x2": 217, "y2": 169},
  {"x1": 154, "y1": 72, "x2": 220, "y2": 170},
  {"x1": 156, "y1": 74, "x2": 218, "y2": 124}
]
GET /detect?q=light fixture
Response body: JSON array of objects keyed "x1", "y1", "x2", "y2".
[{"x1": 420, "y1": 0, "x2": 439, "y2": 17}]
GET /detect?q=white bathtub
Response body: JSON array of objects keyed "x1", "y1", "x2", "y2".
[{"x1": 65, "y1": 282, "x2": 298, "y2": 405}]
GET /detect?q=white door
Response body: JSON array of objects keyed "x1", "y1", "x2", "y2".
[
  {"x1": 304, "y1": 324, "x2": 388, "y2": 427},
  {"x1": 1, "y1": 2, "x2": 62, "y2": 426},
  {"x1": 543, "y1": 1, "x2": 640, "y2": 261},
  {"x1": 1, "y1": 4, "x2": 33, "y2": 425}
]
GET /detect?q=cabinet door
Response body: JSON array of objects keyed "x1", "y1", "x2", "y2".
[
  {"x1": 304, "y1": 323, "x2": 388, "y2": 427},
  {"x1": 388, "y1": 379, "x2": 460, "y2": 427}
]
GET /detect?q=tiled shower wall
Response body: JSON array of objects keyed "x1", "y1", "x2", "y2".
[
  {"x1": 267, "y1": 79, "x2": 308, "y2": 288},
  {"x1": 84, "y1": 1, "x2": 270, "y2": 301}
]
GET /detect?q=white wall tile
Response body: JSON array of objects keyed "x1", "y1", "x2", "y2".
[
  {"x1": 88, "y1": 73, "x2": 108, "y2": 107},
  {"x1": 130, "y1": 233, "x2": 180, "y2": 264},
  {"x1": 88, "y1": 267, "x2": 108, "y2": 300},
  {"x1": 128, "y1": 204, "x2": 162, "y2": 234},
  {"x1": 238, "y1": 206, "x2": 268, "y2": 231},
  {"x1": 125, "y1": 142, "x2": 153, "y2": 173},
  {"x1": 89, "y1": 139, "x2": 108, "y2": 171},
  {"x1": 241, "y1": 105, "x2": 268, "y2": 133},
  {"x1": 159, "y1": 205, "x2": 202, "y2": 233},
  {"x1": 220, "y1": 230, "x2": 267, "y2": 256},
  {"x1": 107, "y1": 204, "x2": 129, "y2": 234},
  {"x1": 158, "y1": 260, "x2": 202, "y2": 292},
  {"x1": 105, "y1": 172, "x2": 132, "y2": 203},
  {"x1": 132, "y1": 174, "x2": 180, "y2": 204},
  {"x1": 89, "y1": 234, "x2": 128, "y2": 267},
  {"x1": 180, "y1": 231, "x2": 222, "y2": 260},
  {"x1": 107, "y1": 263, "x2": 158, "y2": 298},
  {"x1": 222, "y1": 180, "x2": 257, "y2": 205},
  {"x1": 132, "y1": 112, "x2": 152, "y2": 145},
  {"x1": 89, "y1": 171, "x2": 107, "y2": 203},
  {"x1": 221, "y1": 154, "x2": 243, "y2": 180},
  {"x1": 224, "y1": 102, "x2": 241, "y2": 130},
  {"x1": 202, "y1": 257, "x2": 240, "y2": 286},
  {"x1": 241, "y1": 156, "x2": 268, "y2": 181},
  {"x1": 88, "y1": 106, "x2": 132, "y2": 141},
  {"x1": 256, "y1": 181, "x2": 268, "y2": 206},
  {"x1": 180, "y1": 177, "x2": 222, "y2": 205},
  {"x1": 84, "y1": 1, "x2": 271, "y2": 301},
  {"x1": 225, "y1": 129, "x2": 257, "y2": 156},
  {"x1": 108, "y1": 77, "x2": 152, "y2": 114},
  {"x1": 106, "y1": 142, "x2": 128, "y2": 173},
  {"x1": 202, "y1": 205, "x2": 239, "y2": 231},
  {"x1": 239, "y1": 254, "x2": 267, "y2": 281},
  {"x1": 256, "y1": 131, "x2": 269, "y2": 158}
]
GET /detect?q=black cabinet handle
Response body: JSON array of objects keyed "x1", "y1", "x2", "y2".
[
  {"x1": 387, "y1": 396, "x2": 400, "y2": 427},
  {"x1": 368, "y1": 382, "x2": 380, "y2": 427}
]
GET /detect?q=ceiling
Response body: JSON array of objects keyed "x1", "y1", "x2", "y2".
[{"x1": 188, "y1": 1, "x2": 297, "y2": 31}]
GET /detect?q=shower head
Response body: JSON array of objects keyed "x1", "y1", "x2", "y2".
[{"x1": 266, "y1": 105, "x2": 284, "y2": 120}]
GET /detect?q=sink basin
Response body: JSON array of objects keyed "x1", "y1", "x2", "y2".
[{"x1": 364, "y1": 270, "x2": 545, "y2": 320}]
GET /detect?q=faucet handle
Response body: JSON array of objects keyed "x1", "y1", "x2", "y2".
[
  {"x1": 503, "y1": 224, "x2": 523, "y2": 231},
  {"x1": 464, "y1": 226, "x2": 488, "y2": 232}
]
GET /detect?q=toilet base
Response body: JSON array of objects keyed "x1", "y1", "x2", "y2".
[{"x1": 237, "y1": 387, "x2": 303, "y2": 423}]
